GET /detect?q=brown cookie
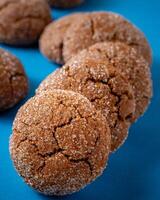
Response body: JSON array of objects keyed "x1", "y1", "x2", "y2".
[
  {"x1": 10, "y1": 89, "x2": 111, "y2": 195},
  {"x1": 0, "y1": 0, "x2": 52, "y2": 45},
  {"x1": 40, "y1": 12, "x2": 152, "y2": 64},
  {"x1": 47, "y1": 0, "x2": 84, "y2": 8},
  {"x1": 37, "y1": 60, "x2": 135, "y2": 151},
  {"x1": 39, "y1": 13, "x2": 83, "y2": 64},
  {"x1": 67, "y1": 41, "x2": 152, "y2": 121},
  {"x1": 0, "y1": 48, "x2": 28, "y2": 111}
]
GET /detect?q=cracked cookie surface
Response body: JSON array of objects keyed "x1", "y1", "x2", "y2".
[
  {"x1": 67, "y1": 41, "x2": 152, "y2": 120},
  {"x1": 39, "y1": 13, "x2": 83, "y2": 64},
  {"x1": 47, "y1": 0, "x2": 84, "y2": 8},
  {"x1": 10, "y1": 89, "x2": 111, "y2": 195},
  {"x1": 0, "y1": 0, "x2": 51, "y2": 45},
  {"x1": 0, "y1": 48, "x2": 28, "y2": 111},
  {"x1": 40, "y1": 12, "x2": 151, "y2": 64},
  {"x1": 37, "y1": 60, "x2": 135, "y2": 151}
]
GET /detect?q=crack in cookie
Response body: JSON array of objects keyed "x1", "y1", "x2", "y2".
[
  {"x1": 10, "y1": 89, "x2": 111, "y2": 195},
  {"x1": 40, "y1": 12, "x2": 151, "y2": 64},
  {"x1": 37, "y1": 59, "x2": 135, "y2": 151},
  {"x1": 67, "y1": 41, "x2": 152, "y2": 120}
]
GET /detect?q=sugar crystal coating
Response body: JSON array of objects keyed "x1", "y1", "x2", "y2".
[
  {"x1": 67, "y1": 41, "x2": 152, "y2": 120},
  {"x1": 0, "y1": 0, "x2": 52, "y2": 45},
  {"x1": 10, "y1": 89, "x2": 111, "y2": 195},
  {"x1": 40, "y1": 12, "x2": 152, "y2": 64},
  {"x1": 0, "y1": 48, "x2": 28, "y2": 111},
  {"x1": 40, "y1": 13, "x2": 83, "y2": 64},
  {"x1": 37, "y1": 60, "x2": 136, "y2": 151}
]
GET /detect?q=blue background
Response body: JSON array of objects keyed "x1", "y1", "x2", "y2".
[{"x1": 0, "y1": 0, "x2": 160, "y2": 199}]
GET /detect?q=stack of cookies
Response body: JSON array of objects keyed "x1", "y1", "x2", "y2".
[{"x1": 9, "y1": 12, "x2": 152, "y2": 196}]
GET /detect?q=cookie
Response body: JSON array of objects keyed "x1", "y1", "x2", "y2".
[
  {"x1": 37, "y1": 60, "x2": 135, "y2": 151},
  {"x1": 67, "y1": 41, "x2": 152, "y2": 121},
  {"x1": 10, "y1": 89, "x2": 111, "y2": 195},
  {"x1": 40, "y1": 12, "x2": 152, "y2": 64},
  {"x1": 47, "y1": 0, "x2": 84, "y2": 8},
  {"x1": 0, "y1": 48, "x2": 28, "y2": 111},
  {"x1": 0, "y1": 0, "x2": 52, "y2": 45},
  {"x1": 39, "y1": 13, "x2": 82, "y2": 64}
]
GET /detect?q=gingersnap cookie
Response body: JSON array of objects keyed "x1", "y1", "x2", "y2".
[
  {"x1": 39, "y1": 13, "x2": 83, "y2": 64},
  {"x1": 0, "y1": 0, "x2": 51, "y2": 45},
  {"x1": 0, "y1": 48, "x2": 28, "y2": 111},
  {"x1": 10, "y1": 89, "x2": 111, "y2": 195},
  {"x1": 47, "y1": 0, "x2": 84, "y2": 8},
  {"x1": 67, "y1": 41, "x2": 152, "y2": 121},
  {"x1": 40, "y1": 12, "x2": 152, "y2": 64},
  {"x1": 37, "y1": 60, "x2": 135, "y2": 151}
]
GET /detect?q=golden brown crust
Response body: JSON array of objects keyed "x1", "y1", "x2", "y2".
[
  {"x1": 37, "y1": 60, "x2": 135, "y2": 151},
  {"x1": 10, "y1": 89, "x2": 111, "y2": 195},
  {"x1": 40, "y1": 12, "x2": 152, "y2": 64},
  {"x1": 0, "y1": 0, "x2": 52, "y2": 45},
  {"x1": 67, "y1": 41, "x2": 152, "y2": 120},
  {"x1": 47, "y1": 0, "x2": 84, "y2": 8},
  {"x1": 0, "y1": 48, "x2": 28, "y2": 111}
]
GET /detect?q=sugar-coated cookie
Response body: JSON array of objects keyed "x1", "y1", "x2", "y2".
[
  {"x1": 67, "y1": 41, "x2": 152, "y2": 120},
  {"x1": 10, "y1": 89, "x2": 111, "y2": 195},
  {"x1": 0, "y1": 0, "x2": 52, "y2": 45},
  {"x1": 0, "y1": 48, "x2": 28, "y2": 111},
  {"x1": 40, "y1": 12, "x2": 152, "y2": 64}
]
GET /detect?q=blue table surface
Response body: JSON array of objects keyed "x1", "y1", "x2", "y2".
[{"x1": 0, "y1": 0, "x2": 160, "y2": 200}]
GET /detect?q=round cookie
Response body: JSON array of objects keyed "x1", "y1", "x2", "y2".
[
  {"x1": 39, "y1": 13, "x2": 83, "y2": 64},
  {"x1": 40, "y1": 12, "x2": 152, "y2": 64},
  {"x1": 0, "y1": 48, "x2": 28, "y2": 111},
  {"x1": 67, "y1": 41, "x2": 152, "y2": 121},
  {"x1": 0, "y1": 0, "x2": 52, "y2": 45},
  {"x1": 37, "y1": 60, "x2": 135, "y2": 151},
  {"x1": 47, "y1": 0, "x2": 84, "y2": 8},
  {"x1": 10, "y1": 89, "x2": 111, "y2": 195},
  {"x1": 63, "y1": 12, "x2": 152, "y2": 64}
]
